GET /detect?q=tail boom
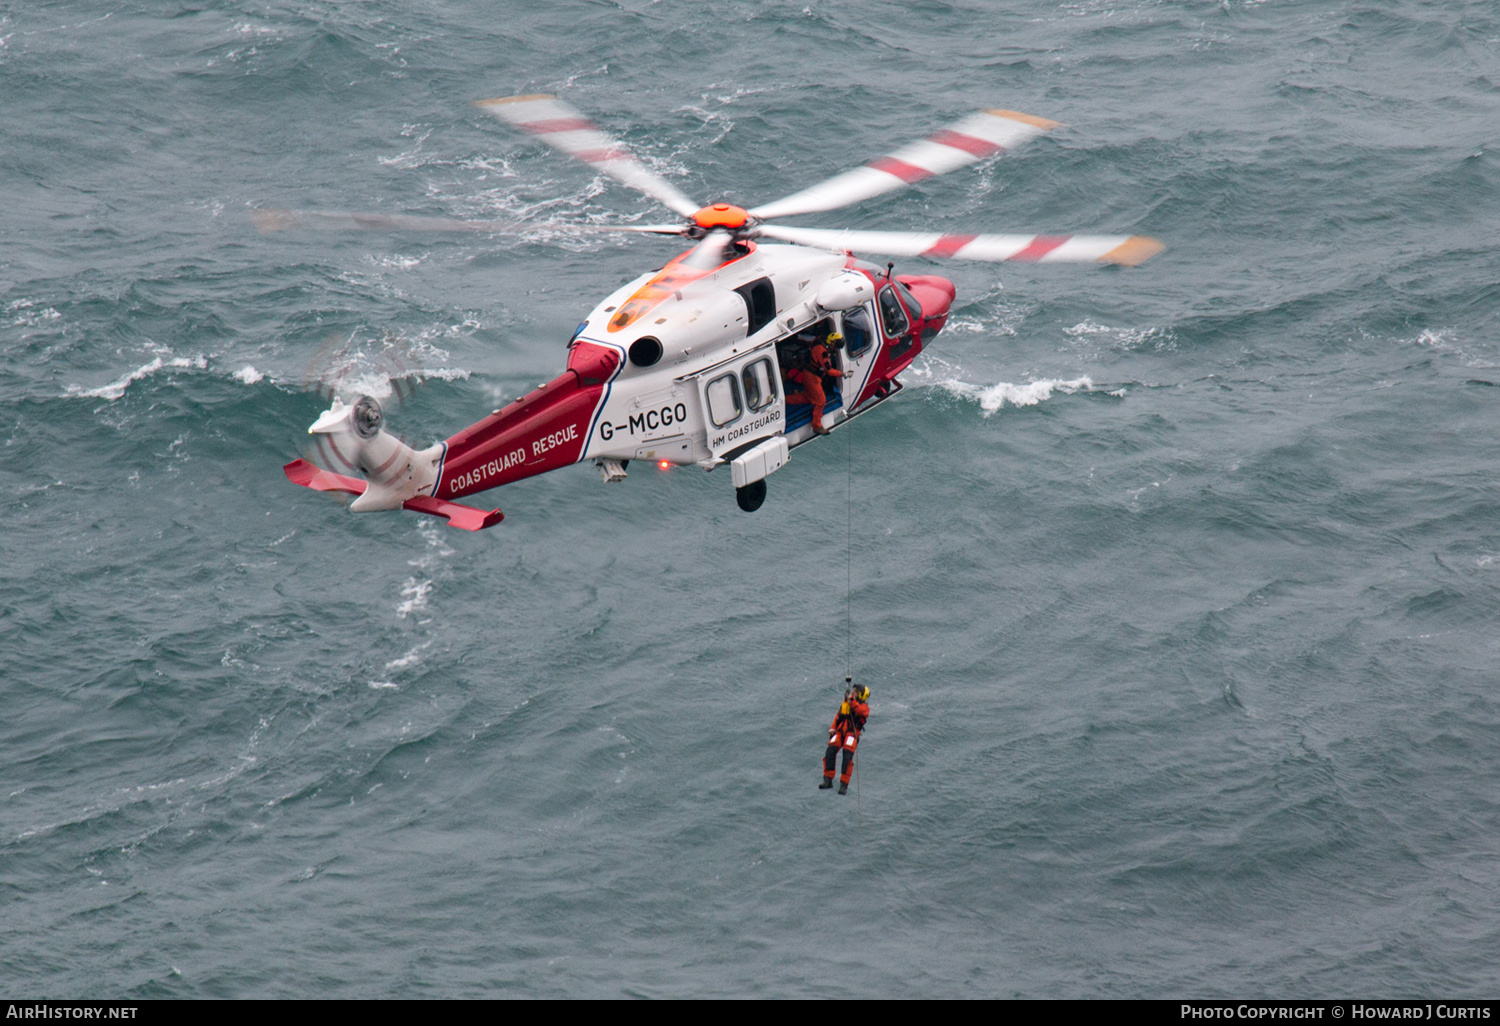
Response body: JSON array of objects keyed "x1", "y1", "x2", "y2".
[
  {"x1": 437, "y1": 341, "x2": 620, "y2": 500},
  {"x1": 284, "y1": 341, "x2": 619, "y2": 529}
]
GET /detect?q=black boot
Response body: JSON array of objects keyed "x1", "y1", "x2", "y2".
[
  {"x1": 819, "y1": 778, "x2": 833, "y2": 789},
  {"x1": 837, "y1": 781, "x2": 848, "y2": 795}
]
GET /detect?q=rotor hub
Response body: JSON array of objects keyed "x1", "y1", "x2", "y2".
[
  {"x1": 692, "y1": 203, "x2": 749, "y2": 231},
  {"x1": 352, "y1": 395, "x2": 383, "y2": 439}
]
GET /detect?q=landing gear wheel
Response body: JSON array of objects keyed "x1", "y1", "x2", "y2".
[{"x1": 735, "y1": 479, "x2": 766, "y2": 512}]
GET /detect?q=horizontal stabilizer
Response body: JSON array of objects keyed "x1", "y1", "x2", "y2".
[
  {"x1": 283, "y1": 459, "x2": 503, "y2": 530},
  {"x1": 284, "y1": 458, "x2": 364, "y2": 495},
  {"x1": 402, "y1": 495, "x2": 504, "y2": 531}
]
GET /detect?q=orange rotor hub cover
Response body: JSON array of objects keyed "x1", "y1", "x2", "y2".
[{"x1": 692, "y1": 203, "x2": 749, "y2": 230}]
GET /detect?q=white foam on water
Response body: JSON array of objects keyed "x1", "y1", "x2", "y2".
[
  {"x1": 340, "y1": 365, "x2": 470, "y2": 401},
  {"x1": 1064, "y1": 319, "x2": 1175, "y2": 352},
  {"x1": 414, "y1": 366, "x2": 472, "y2": 382},
  {"x1": 457, "y1": 155, "x2": 515, "y2": 175},
  {"x1": 910, "y1": 357, "x2": 1094, "y2": 416},
  {"x1": 365, "y1": 253, "x2": 428, "y2": 271},
  {"x1": 10, "y1": 303, "x2": 61, "y2": 329},
  {"x1": 232, "y1": 365, "x2": 264, "y2": 384},
  {"x1": 1403, "y1": 327, "x2": 1500, "y2": 368},
  {"x1": 396, "y1": 577, "x2": 433, "y2": 619},
  {"x1": 309, "y1": 328, "x2": 473, "y2": 402},
  {"x1": 408, "y1": 521, "x2": 455, "y2": 569},
  {"x1": 377, "y1": 126, "x2": 434, "y2": 170},
  {"x1": 385, "y1": 641, "x2": 432, "y2": 672},
  {"x1": 941, "y1": 376, "x2": 1095, "y2": 415},
  {"x1": 66, "y1": 355, "x2": 207, "y2": 401}
]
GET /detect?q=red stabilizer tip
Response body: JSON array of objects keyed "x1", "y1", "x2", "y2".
[
  {"x1": 403, "y1": 495, "x2": 504, "y2": 531},
  {"x1": 284, "y1": 458, "x2": 366, "y2": 496}
]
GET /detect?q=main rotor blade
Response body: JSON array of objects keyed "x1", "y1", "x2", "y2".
[
  {"x1": 251, "y1": 209, "x2": 521, "y2": 234},
  {"x1": 582, "y1": 223, "x2": 691, "y2": 236},
  {"x1": 251, "y1": 209, "x2": 687, "y2": 238},
  {"x1": 754, "y1": 225, "x2": 1164, "y2": 266},
  {"x1": 680, "y1": 228, "x2": 734, "y2": 270},
  {"x1": 749, "y1": 109, "x2": 1062, "y2": 221},
  {"x1": 474, "y1": 94, "x2": 701, "y2": 219}
]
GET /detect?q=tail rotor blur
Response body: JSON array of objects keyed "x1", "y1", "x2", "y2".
[
  {"x1": 286, "y1": 331, "x2": 503, "y2": 530},
  {"x1": 297, "y1": 331, "x2": 432, "y2": 505}
]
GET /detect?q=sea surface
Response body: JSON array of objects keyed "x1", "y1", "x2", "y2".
[{"x1": 3, "y1": 0, "x2": 1499, "y2": 999}]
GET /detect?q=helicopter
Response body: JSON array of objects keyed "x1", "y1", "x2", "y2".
[{"x1": 276, "y1": 93, "x2": 1162, "y2": 530}]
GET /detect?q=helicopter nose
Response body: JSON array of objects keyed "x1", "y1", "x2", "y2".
[
  {"x1": 899, "y1": 275, "x2": 956, "y2": 319},
  {"x1": 899, "y1": 275, "x2": 957, "y2": 327}
]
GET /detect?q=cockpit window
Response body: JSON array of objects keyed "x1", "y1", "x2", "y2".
[
  {"x1": 878, "y1": 286, "x2": 909, "y2": 338},
  {"x1": 893, "y1": 281, "x2": 921, "y2": 318}
]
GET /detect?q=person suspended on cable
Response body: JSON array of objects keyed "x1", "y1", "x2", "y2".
[{"x1": 821, "y1": 680, "x2": 869, "y2": 794}]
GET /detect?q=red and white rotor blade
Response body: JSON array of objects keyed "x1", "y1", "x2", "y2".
[
  {"x1": 250, "y1": 208, "x2": 686, "y2": 238},
  {"x1": 748, "y1": 109, "x2": 1062, "y2": 221},
  {"x1": 579, "y1": 223, "x2": 690, "y2": 236},
  {"x1": 755, "y1": 225, "x2": 1164, "y2": 266},
  {"x1": 251, "y1": 209, "x2": 519, "y2": 233},
  {"x1": 474, "y1": 94, "x2": 700, "y2": 219}
]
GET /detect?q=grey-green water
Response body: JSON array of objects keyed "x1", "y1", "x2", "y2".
[{"x1": 3, "y1": 0, "x2": 1499, "y2": 998}]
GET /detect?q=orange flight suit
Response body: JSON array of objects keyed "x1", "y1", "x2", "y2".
[
  {"x1": 823, "y1": 695, "x2": 869, "y2": 786},
  {"x1": 810, "y1": 342, "x2": 844, "y2": 385},
  {"x1": 784, "y1": 366, "x2": 829, "y2": 431}
]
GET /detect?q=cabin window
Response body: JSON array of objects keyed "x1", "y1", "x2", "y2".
[
  {"x1": 743, "y1": 358, "x2": 777, "y2": 411},
  {"x1": 734, "y1": 278, "x2": 777, "y2": 336},
  {"x1": 877, "y1": 286, "x2": 909, "y2": 338},
  {"x1": 841, "y1": 304, "x2": 875, "y2": 358},
  {"x1": 706, "y1": 373, "x2": 743, "y2": 428}
]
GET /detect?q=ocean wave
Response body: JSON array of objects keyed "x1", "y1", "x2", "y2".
[
  {"x1": 384, "y1": 641, "x2": 431, "y2": 672},
  {"x1": 908, "y1": 355, "x2": 1098, "y2": 415},
  {"x1": 64, "y1": 355, "x2": 207, "y2": 401},
  {"x1": 1403, "y1": 327, "x2": 1499, "y2": 368},
  {"x1": 1064, "y1": 319, "x2": 1176, "y2": 353},
  {"x1": 339, "y1": 366, "x2": 471, "y2": 400},
  {"x1": 930, "y1": 375, "x2": 1096, "y2": 415},
  {"x1": 60, "y1": 351, "x2": 472, "y2": 404}
]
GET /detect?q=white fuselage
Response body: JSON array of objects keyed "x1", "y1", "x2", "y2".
[{"x1": 577, "y1": 243, "x2": 885, "y2": 468}]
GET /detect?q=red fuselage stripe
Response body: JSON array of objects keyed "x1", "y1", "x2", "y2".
[
  {"x1": 929, "y1": 131, "x2": 1003, "y2": 158},
  {"x1": 1009, "y1": 236, "x2": 1070, "y2": 261}
]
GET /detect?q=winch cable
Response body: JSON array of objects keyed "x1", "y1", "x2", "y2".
[{"x1": 846, "y1": 408, "x2": 861, "y2": 827}]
